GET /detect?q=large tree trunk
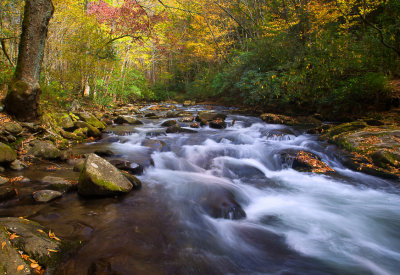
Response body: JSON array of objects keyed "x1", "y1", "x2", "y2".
[{"x1": 4, "y1": 0, "x2": 54, "y2": 122}]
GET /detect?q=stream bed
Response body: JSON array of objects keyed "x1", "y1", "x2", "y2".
[{"x1": 1, "y1": 105, "x2": 400, "y2": 275}]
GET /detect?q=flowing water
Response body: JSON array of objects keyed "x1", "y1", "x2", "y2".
[{"x1": 1, "y1": 105, "x2": 400, "y2": 275}]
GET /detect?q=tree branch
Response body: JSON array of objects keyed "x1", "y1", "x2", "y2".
[{"x1": 0, "y1": 37, "x2": 16, "y2": 67}]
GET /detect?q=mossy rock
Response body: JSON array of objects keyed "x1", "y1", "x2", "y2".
[
  {"x1": 78, "y1": 154, "x2": 133, "y2": 197},
  {"x1": 325, "y1": 121, "x2": 367, "y2": 137},
  {"x1": 73, "y1": 128, "x2": 88, "y2": 139},
  {"x1": 77, "y1": 113, "x2": 106, "y2": 129},
  {"x1": 4, "y1": 122, "x2": 23, "y2": 136},
  {"x1": 0, "y1": 142, "x2": 17, "y2": 163},
  {"x1": 371, "y1": 150, "x2": 400, "y2": 168},
  {"x1": 54, "y1": 113, "x2": 75, "y2": 130},
  {"x1": 75, "y1": 121, "x2": 101, "y2": 138},
  {"x1": 28, "y1": 140, "x2": 60, "y2": 159}
]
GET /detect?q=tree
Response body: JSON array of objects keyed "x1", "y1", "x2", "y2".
[{"x1": 4, "y1": 0, "x2": 54, "y2": 121}]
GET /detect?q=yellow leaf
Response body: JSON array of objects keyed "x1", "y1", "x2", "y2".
[
  {"x1": 47, "y1": 249, "x2": 59, "y2": 253},
  {"x1": 17, "y1": 265, "x2": 24, "y2": 271},
  {"x1": 30, "y1": 263, "x2": 39, "y2": 269},
  {"x1": 37, "y1": 229, "x2": 46, "y2": 234}
]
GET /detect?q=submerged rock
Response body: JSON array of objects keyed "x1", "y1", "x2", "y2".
[
  {"x1": 0, "y1": 186, "x2": 16, "y2": 202},
  {"x1": 33, "y1": 190, "x2": 63, "y2": 203},
  {"x1": 292, "y1": 151, "x2": 334, "y2": 174},
  {"x1": 209, "y1": 119, "x2": 227, "y2": 129},
  {"x1": 42, "y1": 176, "x2": 76, "y2": 193},
  {"x1": 109, "y1": 159, "x2": 144, "y2": 175},
  {"x1": 78, "y1": 153, "x2": 134, "y2": 197}
]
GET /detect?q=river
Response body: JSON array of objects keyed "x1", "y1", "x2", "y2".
[{"x1": 1, "y1": 105, "x2": 400, "y2": 275}]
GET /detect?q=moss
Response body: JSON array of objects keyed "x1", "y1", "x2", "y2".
[{"x1": 327, "y1": 121, "x2": 367, "y2": 137}]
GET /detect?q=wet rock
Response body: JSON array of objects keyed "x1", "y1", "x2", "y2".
[
  {"x1": 55, "y1": 113, "x2": 75, "y2": 130},
  {"x1": 190, "y1": 122, "x2": 200, "y2": 128},
  {"x1": 77, "y1": 112, "x2": 106, "y2": 129},
  {"x1": 10, "y1": 159, "x2": 26, "y2": 171},
  {"x1": 28, "y1": 140, "x2": 60, "y2": 159},
  {"x1": 371, "y1": 150, "x2": 400, "y2": 168},
  {"x1": 179, "y1": 117, "x2": 194, "y2": 123},
  {"x1": 142, "y1": 139, "x2": 166, "y2": 151},
  {"x1": 114, "y1": 115, "x2": 143, "y2": 125},
  {"x1": 0, "y1": 142, "x2": 17, "y2": 163},
  {"x1": 209, "y1": 119, "x2": 227, "y2": 129},
  {"x1": 161, "y1": 120, "x2": 177, "y2": 127},
  {"x1": 292, "y1": 151, "x2": 334, "y2": 173},
  {"x1": 94, "y1": 149, "x2": 114, "y2": 157},
  {"x1": 122, "y1": 173, "x2": 142, "y2": 190},
  {"x1": 109, "y1": 159, "x2": 144, "y2": 175},
  {"x1": 78, "y1": 153, "x2": 134, "y2": 197},
  {"x1": 166, "y1": 125, "x2": 196, "y2": 133},
  {"x1": 362, "y1": 118, "x2": 385, "y2": 126},
  {"x1": 42, "y1": 176, "x2": 76, "y2": 193},
  {"x1": 73, "y1": 127, "x2": 88, "y2": 138},
  {"x1": 0, "y1": 217, "x2": 70, "y2": 272},
  {"x1": 144, "y1": 112, "x2": 159, "y2": 119},
  {"x1": 166, "y1": 111, "x2": 177, "y2": 118},
  {"x1": 321, "y1": 121, "x2": 367, "y2": 138},
  {"x1": 0, "y1": 176, "x2": 8, "y2": 185},
  {"x1": 177, "y1": 111, "x2": 193, "y2": 117},
  {"x1": 200, "y1": 190, "x2": 246, "y2": 220},
  {"x1": 0, "y1": 230, "x2": 30, "y2": 274},
  {"x1": 60, "y1": 129, "x2": 79, "y2": 140},
  {"x1": 33, "y1": 190, "x2": 63, "y2": 203},
  {"x1": 196, "y1": 111, "x2": 226, "y2": 123},
  {"x1": 4, "y1": 122, "x2": 23, "y2": 136},
  {"x1": 183, "y1": 100, "x2": 194, "y2": 106},
  {"x1": 0, "y1": 186, "x2": 16, "y2": 202}
]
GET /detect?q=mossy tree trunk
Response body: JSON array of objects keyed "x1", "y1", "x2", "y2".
[{"x1": 4, "y1": 0, "x2": 54, "y2": 122}]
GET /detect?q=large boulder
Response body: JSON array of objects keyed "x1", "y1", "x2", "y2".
[
  {"x1": 114, "y1": 115, "x2": 143, "y2": 125},
  {"x1": 28, "y1": 141, "x2": 60, "y2": 159},
  {"x1": 291, "y1": 151, "x2": 334, "y2": 174},
  {"x1": 0, "y1": 142, "x2": 17, "y2": 163},
  {"x1": 78, "y1": 154, "x2": 135, "y2": 196}
]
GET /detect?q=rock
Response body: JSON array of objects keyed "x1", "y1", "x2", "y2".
[
  {"x1": 142, "y1": 139, "x2": 166, "y2": 151},
  {"x1": 371, "y1": 150, "x2": 400, "y2": 168},
  {"x1": 161, "y1": 120, "x2": 177, "y2": 127},
  {"x1": 55, "y1": 113, "x2": 75, "y2": 130},
  {"x1": 75, "y1": 121, "x2": 101, "y2": 138},
  {"x1": 166, "y1": 111, "x2": 177, "y2": 118},
  {"x1": 42, "y1": 176, "x2": 76, "y2": 193},
  {"x1": 0, "y1": 230, "x2": 30, "y2": 274},
  {"x1": 94, "y1": 149, "x2": 114, "y2": 157},
  {"x1": 196, "y1": 111, "x2": 226, "y2": 122},
  {"x1": 5, "y1": 134, "x2": 16, "y2": 143},
  {"x1": 144, "y1": 112, "x2": 157, "y2": 118},
  {"x1": 178, "y1": 117, "x2": 194, "y2": 123},
  {"x1": 209, "y1": 119, "x2": 227, "y2": 129},
  {"x1": 0, "y1": 176, "x2": 8, "y2": 185},
  {"x1": 28, "y1": 141, "x2": 60, "y2": 159},
  {"x1": 177, "y1": 111, "x2": 193, "y2": 117},
  {"x1": 321, "y1": 121, "x2": 368, "y2": 138},
  {"x1": 200, "y1": 189, "x2": 246, "y2": 220},
  {"x1": 190, "y1": 122, "x2": 200, "y2": 128},
  {"x1": 292, "y1": 151, "x2": 334, "y2": 173},
  {"x1": 0, "y1": 217, "x2": 71, "y2": 272},
  {"x1": 69, "y1": 99, "x2": 81, "y2": 112},
  {"x1": 0, "y1": 166, "x2": 4, "y2": 173},
  {"x1": 260, "y1": 113, "x2": 297, "y2": 125},
  {"x1": 109, "y1": 159, "x2": 144, "y2": 175},
  {"x1": 114, "y1": 115, "x2": 143, "y2": 125},
  {"x1": 0, "y1": 186, "x2": 16, "y2": 202},
  {"x1": 10, "y1": 159, "x2": 26, "y2": 171},
  {"x1": 60, "y1": 129, "x2": 78, "y2": 140},
  {"x1": 0, "y1": 142, "x2": 17, "y2": 163},
  {"x1": 4, "y1": 122, "x2": 23, "y2": 135},
  {"x1": 166, "y1": 125, "x2": 196, "y2": 133},
  {"x1": 20, "y1": 122, "x2": 35, "y2": 132},
  {"x1": 33, "y1": 190, "x2": 63, "y2": 203},
  {"x1": 183, "y1": 100, "x2": 194, "y2": 106},
  {"x1": 77, "y1": 112, "x2": 106, "y2": 129},
  {"x1": 78, "y1": 154, "x2": 134, "y2": 197}
]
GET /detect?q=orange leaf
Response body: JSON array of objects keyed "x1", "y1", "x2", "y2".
[
  {"x1": 9, "y1": 233, "x2": 19, "y2": 240},
  {"x1": 21, "y1": 254, "x2": 29, "y2": 260},
  {"x1": 30, "y1": 263, "x2": 39, "y2": 269},
  {"x1": 37, "y1": 229, "x2": 46, "y2": 234},
  {"x1": 17, "y1": 265, "x2": 24, "y2": 271},
  {"x1": 1, "y1": 242, "x2": 5, "y2": 249},
  {"x1": 47, "y1": 249, "x2": 59, "y2": 253}
]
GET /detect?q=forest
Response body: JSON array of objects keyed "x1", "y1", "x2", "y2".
[
  {"x1": 1, "y1": 0, "x2": 399, "y2": 120},
  {"x1": 1, "y1": 1, "x2": 400, "y2": 275}
]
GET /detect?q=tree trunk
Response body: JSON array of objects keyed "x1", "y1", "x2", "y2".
[{"x1": 5, "y1": 0, "x2": 54, "y2": 122}]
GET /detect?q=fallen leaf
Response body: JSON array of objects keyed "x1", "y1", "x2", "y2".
[
  {"x1": 17, "y1": 265, "x2": 24, "y2": 271},
  {"x1": 1, "y1": 242, "x2": 5, "y2": 249},
  {"x1": 37, "y1": 229, "x2": 46, "y2": 234},
  {"x1": 9, "y1": 233, "x2": 19, "y2": 240},
  {"x1": 21, "y1": 254, "x2": 29, "y2": 260},
  {"x1": 47, "y1": 249, "x2": 59, "y2": 253},
  {"x1": 29, "y1": 258, "x2": 38, "y2": 264},
  {"x1": 48, "y1": 230, "x2": 61, "y2": 241},
  {"x1": 30, "y1": 263, "x2": 39, "y2": 269}
]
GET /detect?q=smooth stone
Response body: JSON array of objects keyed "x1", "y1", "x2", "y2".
[{"x1": 33, "y1": 190, "x2": 63, "y2": 203}]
